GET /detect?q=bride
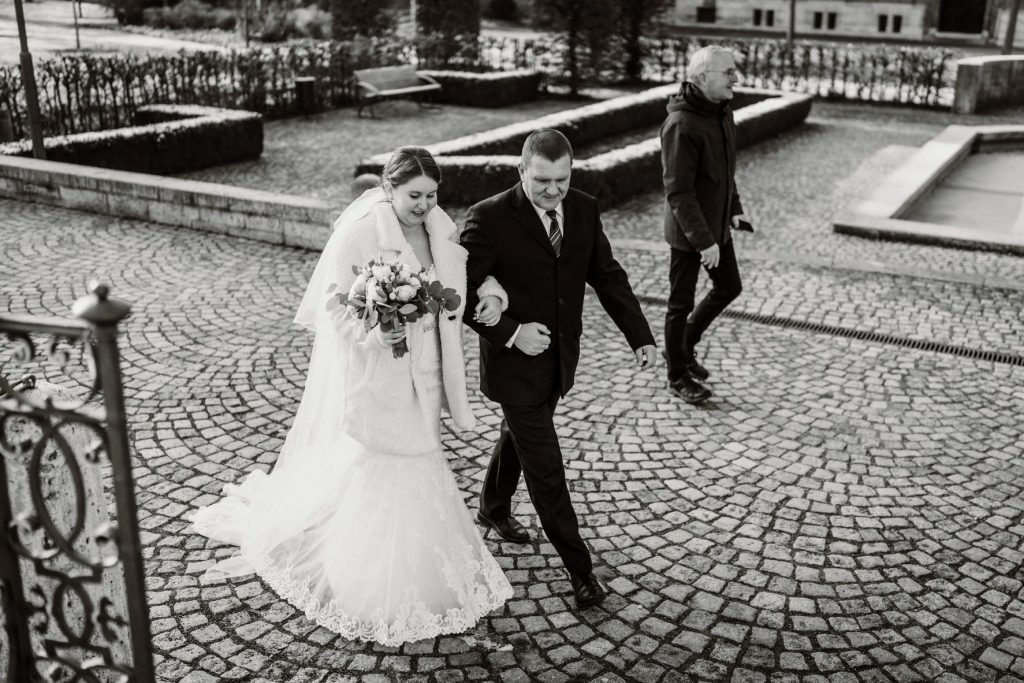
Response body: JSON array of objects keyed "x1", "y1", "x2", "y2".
[{"x1": 191, "y1": 146, "x2": 514, "y2": 647}]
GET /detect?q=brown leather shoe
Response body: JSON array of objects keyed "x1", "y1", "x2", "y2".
[
  {"x1": 476, "y1": 512, "x2": 530, "y2": 544},
  {"x1": 569, "y1": 572, "x2": 606, "y2": 609}
]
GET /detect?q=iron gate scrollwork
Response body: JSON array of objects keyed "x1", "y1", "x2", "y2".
[{"x1": 0, "y1": 283, "x2": 154, "y2": 683}]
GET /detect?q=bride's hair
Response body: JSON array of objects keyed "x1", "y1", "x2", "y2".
[{"x1": 382, "y1": 146, "x2": 442, "y2": 188}]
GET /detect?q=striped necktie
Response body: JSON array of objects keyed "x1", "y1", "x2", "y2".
[{"x1": 545, "y1": 209, "x2": 562, "y2": 257}]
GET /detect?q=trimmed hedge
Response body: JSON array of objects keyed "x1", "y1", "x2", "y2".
[
  {"x1": 419, "y1": 69, "x2": 542, "y2": 107},
  {"x1": 356, "y1": 86, "x2": 811, "y2": 207},
  {"x1": 0, "y1": 105, "x2": 262, "y2": 175}
]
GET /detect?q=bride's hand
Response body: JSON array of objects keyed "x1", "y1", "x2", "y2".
[
  {"x1": 375, "y1": 322, "x2": 406, "y2": 347},
  {"x1": 474, "y1": 296, "x2": 502, "y2": 327}
]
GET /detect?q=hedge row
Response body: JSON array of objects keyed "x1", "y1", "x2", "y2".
[
  {"x1": 357, "y1": 87, "x2": 812, "y2": 207},
  {"x1": 0, "y1": 105, "x2": 262, "y2": 175},
  {"x1": 418, "y1": 69, "x2": 542, "y2": 108},
  {"x1": 359, "y1": 84, "x2": 680, "y2": 174}
]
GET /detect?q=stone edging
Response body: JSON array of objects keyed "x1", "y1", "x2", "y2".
[
  {"x1": 611, "y1": 238, "x2": 1024, "y2": 293},
  {"x1": 0, "y1": 155, "x2": 335, "y2": 250},
  {"x1": 832, "y1": 125, "x2": 1024, "y2": 255}
]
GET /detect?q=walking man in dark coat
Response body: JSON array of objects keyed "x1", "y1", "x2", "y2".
[
  {"x1": 661, "y1": 45, "x2": 750, "y2": 404},
  {"x1": 462, "y1": 129, "x2": 657, "y2": 609}
]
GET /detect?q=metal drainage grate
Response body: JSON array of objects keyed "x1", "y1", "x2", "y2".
[{"x1": 635, "y1": 294, "x2": 1024, "y2": 367}]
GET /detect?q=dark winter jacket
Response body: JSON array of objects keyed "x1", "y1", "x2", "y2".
[{"x1": 660, "y1": 82, "x2": 744, "y2": 253}]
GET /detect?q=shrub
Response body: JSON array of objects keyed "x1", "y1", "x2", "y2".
[
  {"x1": 418, "y1": 69, "x2": 541, "y2": 107},
  {"x1": 0, "y1": 40, "x2": 414, "y2": 139},
  {"x1": 485, "y1": 0, "x2": 518, "y2": 22},
  {"x1": 0, "y1": 105, "x2": 263, "y2": 175},
  {"x1": 415, "y1": 0, "x2": 481, "y2": 67},
  {"x1": 143, "y1": 0, "x2": 236, "y2": 30},
  {"x1": 534, "y1": 0, "x2": 618, "y2": 94},
  {"x1": 330, "y1": 0, "x2": 392, "y2": 40},
  {"x1": 615, "y1": 0, "x2": 671, "y2": 82},
  {"x1": 258, "y1": 4, "x2": 330, "y2": 41},
  {"x1": 101, "y1": 0, "x2": 163, "y2": 25},
  {"x1": 355, "y1": 86, "x2": 811, "y2": 207}
]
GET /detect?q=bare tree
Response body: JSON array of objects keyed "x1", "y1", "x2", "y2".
[
  {"x1": 330, "y1": 0, "x2": 393, "y2": 40},
  {"x1": 536, "y1": 0, "x2": 615, "y2": 94},
  {"x1": 618, "y1": 0, "x2": 671, "y2": 83}
]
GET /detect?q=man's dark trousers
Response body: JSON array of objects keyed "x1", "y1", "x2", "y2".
[
  {"x1": 480, "y1": 389, "x2": 592, "y2": 577},
  {"x1": 665, "y1": 240, "x2": 742, "y2": 382}
]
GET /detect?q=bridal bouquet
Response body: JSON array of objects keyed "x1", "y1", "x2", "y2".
[{"x1": 327, "y1": 255, "x2": 461, "y2": 358}]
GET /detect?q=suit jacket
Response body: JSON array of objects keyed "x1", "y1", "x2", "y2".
[
  {"x1": 660, "y1": 82, "x2": 744, "y2": 253},
  {"x1": 462, "y1": 183, "x2": 655, "y2": 406}
]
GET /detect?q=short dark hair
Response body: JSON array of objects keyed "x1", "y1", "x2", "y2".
[
  {"x1": 521, "y1": 129, "x2": 573, "y2": 167},
  {"x1": 382, "y1": 146, "x2": 442, "y2": 187}
]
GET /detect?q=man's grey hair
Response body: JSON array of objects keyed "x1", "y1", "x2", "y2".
[{"x1": 686, "y1": 45, "x2": 736, "y2": 82}]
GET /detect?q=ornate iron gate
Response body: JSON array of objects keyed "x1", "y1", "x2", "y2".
[{"x1": 0, "y1": 283, "x2": 154, "y2": 683}]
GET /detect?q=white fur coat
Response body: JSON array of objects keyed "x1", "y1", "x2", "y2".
[{"x1": 329, "y1": 199, "x2": 504, "y2": 456}]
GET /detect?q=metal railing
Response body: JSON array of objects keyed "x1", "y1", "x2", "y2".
[{"x1": 0, "y1": 283, "x2": 153, "y2": 683}]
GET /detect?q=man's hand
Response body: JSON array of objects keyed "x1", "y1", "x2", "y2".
[
  {"x1": 474, "y1": 295, "x2": 502, "y2": 327},
  {"x1": 513, "y1": 322, "x2": 550, "y2": 356},
  {"x1": 635, "y1": 344, "x2": 658, "y2": 370},
  {"x1": 700, "y1": 243, "x2": 721, "y2": 269},
  {"x1": 731, "y1": 214, "x2": 753, "y2": 232}
]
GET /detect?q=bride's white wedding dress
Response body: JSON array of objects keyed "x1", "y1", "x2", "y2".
[{"x1": 191, "y1": 190, "x2": 513, "y2": 647}]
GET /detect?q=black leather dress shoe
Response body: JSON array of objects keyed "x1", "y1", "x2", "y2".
[
  {"x1": 476, "y1": 513, "x2": 530, "y2": 544},
  {"x1": 668, "y1": 375, "x2": 711, "y2": 404},
  {"x1": 569, "y1": 572, "x2": 606, "y2": 609},
  {"x1": 686, "y1": 354, "x2": 710, "y2": 381}
]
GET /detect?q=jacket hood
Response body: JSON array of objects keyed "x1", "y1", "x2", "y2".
[{"x1": 666, "y1": 81, "x2": 727, "y2": 117}]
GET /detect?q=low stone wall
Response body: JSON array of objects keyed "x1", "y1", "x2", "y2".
[
  {"x1": 0, "y1": 155, "x2": 335, "y2": 250},
  {"x1": 952, "y1": 55, "x2": 1024, "y2": 115}
]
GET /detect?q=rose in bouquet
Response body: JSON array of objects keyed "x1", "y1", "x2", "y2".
[{"x1": 326, "y1": 255, "x2": 462, "y2": 358}]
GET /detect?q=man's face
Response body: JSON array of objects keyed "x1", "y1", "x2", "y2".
[
  {"x1": 698, "y1": 52, "x2": 738, "y2": 103},
  {"x1": 519, "y1": 154, "x2": 572, "y2": 210}
]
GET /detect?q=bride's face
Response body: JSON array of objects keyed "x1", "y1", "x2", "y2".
[{"x1": 388, "y1": 174, "x2": 438, "y2": 230}]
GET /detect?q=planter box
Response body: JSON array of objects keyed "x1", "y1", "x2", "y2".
[
  {"x1": 419, "y1": 69, "x2": 543, "y2": 107},
  {"x1": 0, "y1": 105, "x2": 263, "y2": 175},
  {"x1": 357, "y1": 86, "x2": 812, "y2": 206}
]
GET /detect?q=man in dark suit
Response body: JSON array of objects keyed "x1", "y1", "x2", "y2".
[{"x1": 462, "y1": 129, "x2": 657, "y2": 609}]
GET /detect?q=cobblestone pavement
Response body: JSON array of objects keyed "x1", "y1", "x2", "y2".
[{"x1": 3, "y1": 190, "x2": 1024, "y2": 683}]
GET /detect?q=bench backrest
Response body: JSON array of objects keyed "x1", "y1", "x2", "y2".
[{"x1": 354, "y1": 66, "x2": 423, "y2": 90}]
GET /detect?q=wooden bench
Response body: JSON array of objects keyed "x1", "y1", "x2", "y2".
[{"x1": 353, "y1": 66, "x2": 441, "y2": 118}]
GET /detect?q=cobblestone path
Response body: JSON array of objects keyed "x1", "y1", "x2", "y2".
[{"x1": 3, "y1": 191, "x2": 1023, "y2": 683}]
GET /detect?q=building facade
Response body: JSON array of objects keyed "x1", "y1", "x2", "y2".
[{"x1": 665, "y1": 0, "x2": 1022, "y2": 45}]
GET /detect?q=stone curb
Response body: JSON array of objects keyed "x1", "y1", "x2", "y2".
[{"x1": 610, "y1": 238, "x2": 1024, "y2": 293}]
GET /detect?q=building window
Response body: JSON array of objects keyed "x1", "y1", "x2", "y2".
[
  {"x1": 813, "y1": 11, "x2": 823, "y2": 29},
  {"x1": 827, "y1": 12, "x2": 837, "y2": 29},
  {"x1": 893, "y1": 15, "x2": 903, "y2": 33},
  {"x1": 766, "y1": 9, "x2": 775, "y2": 26},
  {"x1": 753, "y1": 8, "x2": 762, "y2": 26},
  {"x1": 696, "y1": 6, "x2": 716, "y2": 23},
  {"x1": 878, "y1": 14, "x2": 888, "y2": 32}
]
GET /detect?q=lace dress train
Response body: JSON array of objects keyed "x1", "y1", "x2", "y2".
[{"x1": 191, "y1": 316, "x2": 513, "y2": 647}]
